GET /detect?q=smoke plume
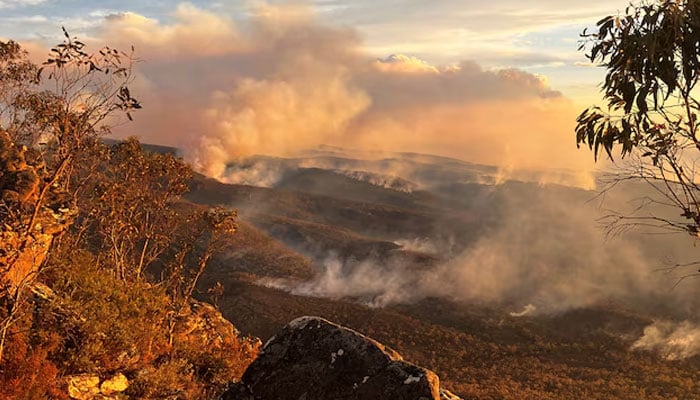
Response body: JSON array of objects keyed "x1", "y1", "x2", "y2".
[
  {"x1": 52, "y1": 2, "x2": 598, "y2": 184},
  {"x1": 632, "y1": 321, "x2": 700, "y2": 360},
  {"x1": 261, "y1": 180, "x2": 700, "y2": 321}
]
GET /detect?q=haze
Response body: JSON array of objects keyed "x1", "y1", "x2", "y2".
[
  {"x1": 6, "y1": 0, "x2": 700, "y2": 371},
  {"x1": 1, "y1": 0, "x2": 634, "y2": 186}
]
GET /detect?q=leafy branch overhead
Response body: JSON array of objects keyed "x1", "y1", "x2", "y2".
[
  {"x1": 40, "y1": 27, "x2": 142, "y2": 122},
  {"x1": 577, "y1": 0, "x2": 700, "y2": 162},
  {"x1": 577, "y1": 0, "x2": 700, "y2": 238}
]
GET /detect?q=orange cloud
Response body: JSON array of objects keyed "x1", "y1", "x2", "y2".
[
  {"x1": 373, "y1": 54, "x2": 440, "y2": 74},
  {"x1": 48, "y1": 3, "x2": 595, "y2": 186}
]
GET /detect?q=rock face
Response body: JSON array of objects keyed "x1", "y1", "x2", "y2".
[
  {"x1": 67, "y1": 374, "x2": 101, "y2": 400},
  {"x1": 222, "y1": 316, "x2": 454, "y2": 400},
  {"x1": 174, "y1": 301, "x2": 248, "y2": 349},
  {"x1": 66, "y1": 373, "x2": 128, "y2": 400},
  {"x1": 99, "y1": 373, "x2": 129, "y2": 396},
  {"x1": 0, "y1": 130, "x2": 75, "y2": 288}
]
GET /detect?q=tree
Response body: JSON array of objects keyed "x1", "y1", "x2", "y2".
[
  {"x1": 0, "y1": 30, "x2": 140, "y2": 361},
  {"x1": 576, "y1": 0, "x2": 700, "y2": 239},
  {"x1": 0, "y1": 34, "x2": 256, "y2": 397}
]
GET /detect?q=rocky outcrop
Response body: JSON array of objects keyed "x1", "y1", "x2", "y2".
[
  {"x1": 0, "y1": 130, "x2": 75, "y2": 288},
  {"x1": 222, "y1": 316, "x2": 460, "y2": 400},
  {"x1": 66, "y1": 373, "x2": 128, "y2": 400},
  {"x1": 174, "y1": 300, "x2": 262, "y2": 354},
  {"x1": 99, "y1": 373, "x2": 129, "y2": 396}
]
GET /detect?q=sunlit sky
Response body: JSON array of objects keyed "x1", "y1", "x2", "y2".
[
  {"x1": 1, "y1": 0, "x2": 628, "y2": 104},
  {"x1": 0, "y1": 1, "x2": 633, "y2": 179}
]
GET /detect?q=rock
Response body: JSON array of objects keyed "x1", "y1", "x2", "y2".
[
  {"x1": 100, "y1": 373, "x2": 129, "y2": 395},
  {"x1": 0, "y1": 130, "x2": 76, "y2": 288},
  {"x1": 222, "y1": 316, "x2": 448, "y2": 400},
  {"x1": 67, "y1": 374, "x2": 100, "y2": 400},
  {"x1": 175, "y1": 301, "x2": 240, "y2": 345},
  {"x1": 171, "y1": 300, "x2": 260, "y2": 387}
]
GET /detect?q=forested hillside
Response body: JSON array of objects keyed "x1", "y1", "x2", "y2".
[{"x1": 0, "y1": 36, "x2": 258, "y2": 399}]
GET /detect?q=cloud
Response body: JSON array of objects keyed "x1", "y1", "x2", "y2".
[
  {"x1": 0, "y1": 14, "x2": 46, "y2": 23},
  {"x1": 373, "y1": 54, "x2": 440, "y2": 74},
  {"x1": 305, "y1": 0, "x2": 631, "y2": 63},
  {"x1": 101, "y1": 4, "x2": 244, "y2": 57},
  {"x1": 0, "y1": 0, "x2": 46, "y2": 9},
  {"x1": 20, "y1": 3, "x2": 595, "y2": 183}
]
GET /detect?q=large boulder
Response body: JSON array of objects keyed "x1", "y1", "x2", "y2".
[
  {"x1": 66, "y1": 373, "x2": 129, "y2": 400},
  {"x1": 222, "y1": 316, "x2": 455, "y2": 400}
]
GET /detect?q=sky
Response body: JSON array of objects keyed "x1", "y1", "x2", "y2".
[
  {"x1": 0, "y1": 0, "x2": 632, "y2": 182},
  {"x1": 0, "y1": 0, "x2": 628, "y2": 101}
]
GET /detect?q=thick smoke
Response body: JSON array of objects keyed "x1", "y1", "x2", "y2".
[
  {"x1": 47, "y1": 2, "x2": 700, "y2": 359},
  {"x1": 262, "y1": 181, "x2": 700, "y2": 324},
  {"x1": 70, "y1": 2, "x2": 597, "y2": 185},
  {"x1": 215, "y1": 147, "x2": 596, "y2": 190},
  {"x1": 632, "y1": 321, "x2": 700, "y2": 360}
]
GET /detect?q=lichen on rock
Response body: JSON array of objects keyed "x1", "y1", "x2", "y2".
[
  {"x1": 100, "y1": 373, "x2": 129, "y2": 396},
  {"x1": 221, "y1": 316, "x2": 457, "y2": 400}
]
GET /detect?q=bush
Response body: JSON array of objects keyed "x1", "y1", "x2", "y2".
[{"x1": 0, "y1": 300, "x2": 66, "y2": 400}]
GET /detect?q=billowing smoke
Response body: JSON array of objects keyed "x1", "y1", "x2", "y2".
[
  {"x1": 510, "y1": 304, "x2": 537, "y2": 317},
  {"x1": 632, "y1": 321, "x2": 700, "y2": 360},
  {"x1": 96, "y1": 4, "x2": 370, "y2": 178},
  {"x1": 220, "y1": 160, "x2": 289, "y2": 188},
  {"x1": 48, "y1": 2, "x2": 598, "y2": 186},
  {"x1": 280, "y1": 257, "x2": 418, "y2": 308},
  {"x1": 210, "y1": 146, "x2": 596, "y2": 190},
  {"x1": 260, "y1": 180, "x2": 700, "y2": 326}
]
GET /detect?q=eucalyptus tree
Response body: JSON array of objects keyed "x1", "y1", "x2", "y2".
[{"x1": 577, "y1": 0, "x2": 700, "y2": 240}]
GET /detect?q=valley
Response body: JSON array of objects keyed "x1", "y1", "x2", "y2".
[{"x1": 185, "y1": 148, "x2": 700, "y2": 399}]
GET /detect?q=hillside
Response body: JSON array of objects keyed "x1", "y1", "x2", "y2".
[
  {"x1": 184, "y1": 150, "x2": 700, "y2": 399},
  {"x1": 206, "y1": 279, "x2": 700, "y2": 399}
]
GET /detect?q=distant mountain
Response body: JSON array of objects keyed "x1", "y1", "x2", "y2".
[
  {"x1": 102, "y1": 138, "x2": 181, "y2": 156},
  {"x1": 180, "y1": 146, "x2": 700, "y2": 399}
]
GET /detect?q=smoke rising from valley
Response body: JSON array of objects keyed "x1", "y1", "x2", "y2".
[
  {"x1": 50, "y1": 2, "x2": 599, "y2": 185},
  {"x1": 632, "y1": 321, "x2": 700, "y2": 360},
  {"x1": 256, "y1": 175, "x2": 700, "y2": 359},
  {"x1": 268, "y1": 183, "x2": 697, "y2": 313},
  {"x1": 26, "y1": 3, "x2": 700, "y2": 361}
]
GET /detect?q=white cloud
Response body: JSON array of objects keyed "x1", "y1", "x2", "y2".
[
  {"x1": 0, "y1": 0, "x2": 46, "y2": 8},
  {"x1": 373, "y1": 54, "x2": 439, "y2": 74},
  {"x1": 0, "y1": 14, "x2": 47, "y2": 23}
]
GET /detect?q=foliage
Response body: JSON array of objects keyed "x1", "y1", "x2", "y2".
[
  {"x1": 0, "y1": 246, "x2": 258, "y2": 399},
  {"x1": 66, "y1": 137, "x2": 192, "y2": 281},
  {"x1": 0, "y1": 35, "x2": 257, "y2": 399},
  {"x1": 0, "y1": 28, "x2": 140, "y2": 213},
  {"x1": 0, "y1": 29, "x2": 141, "y2": 361},
  {"x1": 576, "y1": 0, "x2": 700, "y2": 237},
  {"x1": 0, "y1": 314, "x2": 66, "y2": 400},
  {"x1": 41, "y1": 249, "x2": 170, "y2": 373}
]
